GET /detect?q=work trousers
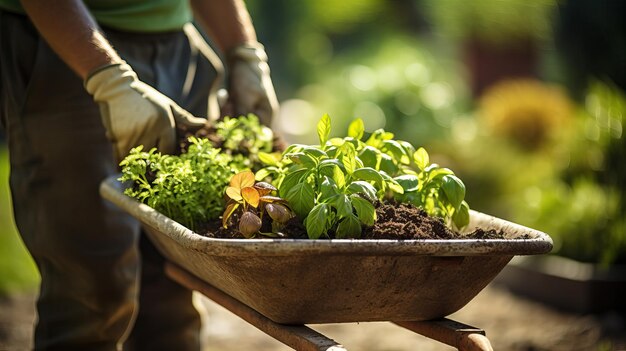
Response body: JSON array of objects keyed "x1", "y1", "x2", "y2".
[{"x1": 0, "y1": 10, "x2": 222, "y2": 351}]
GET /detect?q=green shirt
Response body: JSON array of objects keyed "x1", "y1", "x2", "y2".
[{"x1": 0, "y1": 0, "x2": 192, "y2": 32}]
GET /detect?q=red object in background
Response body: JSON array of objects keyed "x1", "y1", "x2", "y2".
[{"x1": 464, "y1": 36, "x2": 538, "y2": 97}]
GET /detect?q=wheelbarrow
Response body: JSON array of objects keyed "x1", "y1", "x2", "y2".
[{"x1": 101, "y1": 176, "x2": 553, "y2": 350}]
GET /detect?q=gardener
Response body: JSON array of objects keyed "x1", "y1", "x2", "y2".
[{"x1": 0, "y1": 0, "x2": 278, "y2": 350}]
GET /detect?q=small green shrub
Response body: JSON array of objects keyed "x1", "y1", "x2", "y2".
[{"x1": 259, "y1": 114, "x2": 469, "y2": 239}]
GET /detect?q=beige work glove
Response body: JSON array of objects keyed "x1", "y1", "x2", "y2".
[
  {"x1": 227, "y1": 43, "x2": 279, "y2": 126},
  {"x1": 85, "y1": 62, "x2": 207, "y2": 161}
]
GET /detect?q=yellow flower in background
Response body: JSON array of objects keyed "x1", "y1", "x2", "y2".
[{"x1": 479, "y1": 79, "x2": 574, "y2": 150}]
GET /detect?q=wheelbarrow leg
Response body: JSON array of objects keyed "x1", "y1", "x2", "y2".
[
  {"x1": 394, "y1": 319, "x2": 493, "y2": 351},
  {"x1": 165, "y1": 262, "x2": 346, "y2": 351}
]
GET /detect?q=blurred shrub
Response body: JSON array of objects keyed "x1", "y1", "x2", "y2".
[
  {"x1": 276, "y1": 36, "x2": 468, "y2": 147},
  {"x1": 478, "y1": 79, "x2": 573, "y2": 150},
  {"x1": 422, "y1": 0, "x2": 558, "y2": 45},
  {"x1": 448, "y1": 80, "x2": 625, "y2": 264}
]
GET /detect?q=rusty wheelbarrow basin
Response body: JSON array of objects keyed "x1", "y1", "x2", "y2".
[{"x1": 101, "y1": 176, "x2": 552, "y2": 324}]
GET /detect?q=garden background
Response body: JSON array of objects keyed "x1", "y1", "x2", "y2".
[{"x1": 1, "y1": 0, "x2": 624, "y2": 349}]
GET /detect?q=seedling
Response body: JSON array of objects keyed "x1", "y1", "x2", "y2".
[
  {"x1": 223, "y1": 171, "x2": 294, "y2": 238},
  {"x1": 260, "y1": 114, "x2": 470, "y2": 239}
]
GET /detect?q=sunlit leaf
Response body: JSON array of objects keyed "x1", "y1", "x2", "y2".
[
  {"x1": 413, "y1": 147, "x2": 429, "y2": 171},
  {"x1": 242, "y1": 187, "x2": 260, "y2": 208},
  {"x1": 230, "y1": 170, "x2": 255, "y2": 189},
  {"x1": 394, "y1": 174, "x2": 419, "y2": 192},
  {"x1": 258, "y1": 152, "x2": 279, "y2": 166},
  {"x1": 226, "y1": 186, "x2": 242, "y2": 201},
  {"x1": 353, "y1": 167, "x2": 384, "y2": 187},
  {"x1": 442, "y1": 175, "x2": 465, "y2": 210},
  {"x1": 222, "y1": 202, "x2": 239, "y2": 228},
  {"x1": 347, "y1": 118, "x2": 365, "y2": 140},
  {"x1": 317, "y1": 113, "x2": 331, "y2": 146}
]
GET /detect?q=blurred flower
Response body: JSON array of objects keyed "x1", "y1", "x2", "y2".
[{"x1": 479, "y1": 79, "x2": 574, "y2": 150}]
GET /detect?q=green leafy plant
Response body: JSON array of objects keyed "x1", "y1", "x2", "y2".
[
  {"x1": 262, "y1": 114, "x2": 469, "y2": 239},
  {"x1": 222, "y1": 171, "x2": 294, "y2": 238},
  {"x1": 119, "y1": 137, "x2": 237, "y2": 231},
  {"x1": 214, "y1": 114, "x2": 274, "y2": 171}
]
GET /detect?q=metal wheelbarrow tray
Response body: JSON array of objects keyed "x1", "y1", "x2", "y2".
[{"x1": 101, "y1": 176, "x2": 553, "y2": 324}]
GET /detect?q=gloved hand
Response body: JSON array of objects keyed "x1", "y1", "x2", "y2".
[
  {"x1": 85, "y1": 62, "x2": 207, "y2": 161},
  {"x1": 227, "y1": 43, "x2": 279, "y2": 126}
]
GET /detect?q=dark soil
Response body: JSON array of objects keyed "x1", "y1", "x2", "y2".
[
  {"x1": 200, "y1": 201, "x2": 506, "y2": 240},
  {"x1": 176, "y1": 121, "x2": 287, "y2": 155}
]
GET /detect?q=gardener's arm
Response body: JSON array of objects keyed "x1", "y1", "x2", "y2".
[
  {"x1": 190, "y1": 0, "x2": 279, "y2": 125},
  {"x1": 20, "y1": 0, "x2": 120, "y2": 79},
  {"x1": 20, "y1": 0, "x2": 206, "y2": 161}
]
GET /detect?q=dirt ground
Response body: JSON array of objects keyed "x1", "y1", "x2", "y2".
[{"x1": 2, "y1": 283, "x2": 624, "y2": 351}]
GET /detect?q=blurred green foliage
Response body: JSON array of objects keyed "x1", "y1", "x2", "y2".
[
  {"x1": 423, "y1": 0, "x2": 558, "y2": 44},
  {"x1": 0, "y1": 148, "x2": 40, "y2": 294},
  {"x1": 449, "y1": 81, "x2": 625, "y2": 265},
  {"x1": 291, "y1": 37, "x2": 467, "y2": 147}
]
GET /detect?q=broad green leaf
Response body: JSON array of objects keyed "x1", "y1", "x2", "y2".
[
  {"x1": 358, "y1": 146, "x2": 379, "y2": 169},
  {"x1": 285, "y1": 182, "x2": 315, "y2": 218},
  {"x1": 319, "y1": 176, "x2": 340, "y2": 201},
  {"x1": 258, "y1": 151, "x2": 279, "y2": 166},
  {"x1": 319, "y1": 158, "x2": 344, "y2": 169},
  {"x1": 394, "y1": 174, "x2": 419, "y2": 192},
  {"x1": 305, "y1": 203, "x2": 331, "y2": 239},
  {"x1": 279, "y1": 168, "x2": 308, "y2": 198},
  {"x1": 330, "y1": 194, "x2": 352, "y2": 218},
  {"x1": 347, "y1": 181, "x2": 378, "y2": 201},
  {"x1": 328, "y1": 137, "x2": 345, "y2": 147},
  {"x1": 282, "y1": 143, "x2": 307, "y2": 155},
  {"x1": 353, "y1": 167, "x2": 384, "y2": 187},
  {"x1": 254, "y1": 168, "x2": 271, "y2": 181},
  {"x1": 386, "y1": 179, "x2": 404, "y2": 194},
  {"x1": 331, "y1": 165, "x2": 346, "y2": 188},
  {"x1": 350, "y1": 196, "x2": 376, "y2": 226},
  {"x1": 286, "y1": 152, "x2": 317, "y2": 168},
  {"x1": 413, "y1": 147, "x2": 430, "y2": 170},
  {"x1": 399, "y1": 141, "x2": 416, "y2": 165},
  {"x1": 379, "y1": 171, "x2": 403, "y2": 194},
  {"x1": 452, "y1": 201, "x2": 470, "y2": 229},
  {"x1": 379, "y1": 153, "x2": 399, "y2": 175},
  {"x1": 320, "y1": 163, "x2": 346, "y2": 189},
  {"x1": 427, "y1": 167, "x2": 454, "y2": 183},
  {"x1": 382, "y1": 140, "x2": 406, "y2": 162},
  {"x1": 300, "y1": 146, "x2": 328, "y2": 158},
  {"x1": 340, "y1": 143, "x2": 357, "y2": 175},
  {"x1": 347, "y1": 118, "x2": 365, "y2": 140},
  {"x1": 382, "y1": 131, "x2": 394, "y2": 140},
  {"x1": 335, "y1": 214, "x2": 362, "y2": 239},
  {"x1": 317, "y1": 113, "x2": 331, "y2": 146},
  {"x1": 442, "y1": 175, "x2": 466, "y2": 210}
]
